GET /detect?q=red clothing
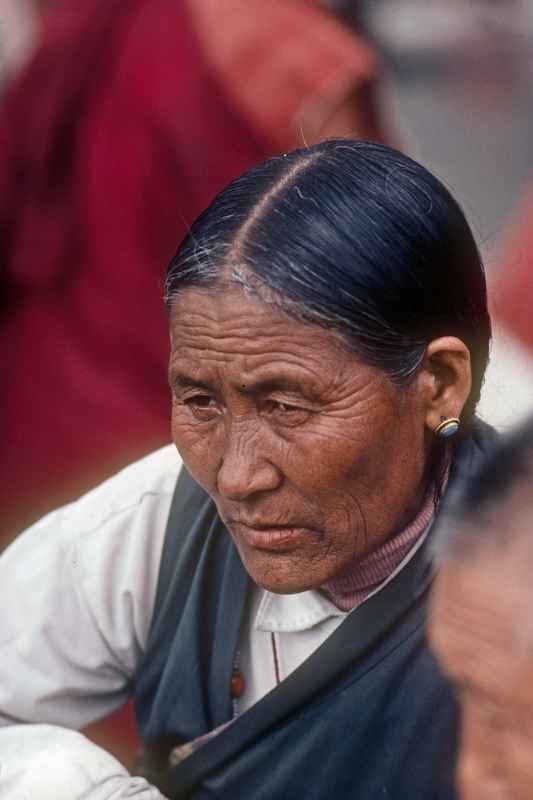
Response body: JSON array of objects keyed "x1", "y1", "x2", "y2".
[
  {"x1": 0, "y1": 0, "x2": 270, "y2": 540},
  {"x1": 495, "y1": 192, "x2": 533, "y2": 353},
  {"x1": 188, "y1": 0, "x2": 385, "y2": 149}
]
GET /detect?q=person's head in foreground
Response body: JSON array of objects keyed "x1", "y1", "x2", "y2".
[
  {"x1": 430, "y1": 415, "x2": 533, "y2": 800},
  {"x1": 165, "y1": 138, "x2": 491, "y2": 594}
]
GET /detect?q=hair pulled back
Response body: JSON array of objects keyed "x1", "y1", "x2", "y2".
[{"x1": 165, "y1": 139, "x2": 491, "y2": 428}]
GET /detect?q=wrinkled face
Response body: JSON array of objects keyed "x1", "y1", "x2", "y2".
[
  {"x1": 169, "y1": 287, "x2": 429, "y2": 593},
  {"x1": 430, "y1": 525, "x2": 533, "y2": 800}
]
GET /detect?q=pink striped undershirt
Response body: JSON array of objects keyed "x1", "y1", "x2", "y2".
[{"x1": 322, "y1": 483, "x2": 438, "y2": 612}]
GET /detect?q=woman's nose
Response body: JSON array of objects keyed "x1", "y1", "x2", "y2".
[{"x1": 216, "y1": 428, "x2": 281, "y2": 501}]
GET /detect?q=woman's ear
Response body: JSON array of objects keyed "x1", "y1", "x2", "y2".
[{"x1": 417, "y1": 337, "x2": 472, "y2": 433}]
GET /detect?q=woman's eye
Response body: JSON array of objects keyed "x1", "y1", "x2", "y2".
[
  {"x1": 275, "y1": 401, "x2": 297, "y2": 413},
  {"x1": 266, "y1": 400, "x2": 310, "y2": 425},
  {"x1": 190, "y1": 395, "x2": 214, "y2": 408},
  {"x1": 183, "y1": 395, "x2": 220, "y2": 419}
]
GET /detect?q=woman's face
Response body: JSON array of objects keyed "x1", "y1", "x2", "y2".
[{"x1": 169, "y1": 287, "x2": 430, "y2": 593}]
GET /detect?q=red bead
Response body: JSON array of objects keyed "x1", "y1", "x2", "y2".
[{"x1": 231, "y1": 670, "x2": 245, "y2": 698}]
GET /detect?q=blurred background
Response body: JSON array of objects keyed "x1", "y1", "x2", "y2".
[{"x1": 1, "y1": 0, "x2": 533, "y2": 766}]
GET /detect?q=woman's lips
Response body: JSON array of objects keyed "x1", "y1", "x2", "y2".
[{"x1": 230, "y1": 523, "x2": 311, "y2": 552}]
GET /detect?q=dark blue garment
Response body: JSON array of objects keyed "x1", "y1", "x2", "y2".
[{"x1": 134, "y1": 423, "x2": 496, "y2": 799}]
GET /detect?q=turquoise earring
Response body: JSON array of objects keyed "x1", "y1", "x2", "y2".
[{"x1": 435, "y1": 416, "x2": 460, "y2": 438}]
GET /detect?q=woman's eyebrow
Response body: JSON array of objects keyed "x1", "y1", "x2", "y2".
[
  {"x1": 237, "y1": 375, "x2": 320, "y2": 399},
  {"x1": 168, "y1": 368, "x2": 323, "y2": 398},
  {"x1": 168, "y1": 371, "x2": 212, "y2": 391}
]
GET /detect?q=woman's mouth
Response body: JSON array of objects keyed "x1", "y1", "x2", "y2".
[{"x1": 229, "y1": 522, "x2": 312, "y2": 552}]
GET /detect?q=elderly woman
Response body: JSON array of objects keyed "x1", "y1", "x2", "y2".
[
  {"x1": 0, "y1": 140, "x2": 494, "y2": 799},
  {"x1": 430, "y1": 414, "x2": 533, "y2": 800}
]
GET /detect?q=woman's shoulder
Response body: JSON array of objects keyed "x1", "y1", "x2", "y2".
[
  {"x1": 70, "y1": 444, "x2": 182, "y2": 531},
  {"x1": 1, "y1": 445, "x2": 183, "y2": 577}
]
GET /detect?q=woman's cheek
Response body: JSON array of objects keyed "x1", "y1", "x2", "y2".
[
  {"x1": 172, "y1": 414, "x2": 216, "y2": 470},
  {"x1": 297, "y1": 425, "x2": 368, "y2": 484}
]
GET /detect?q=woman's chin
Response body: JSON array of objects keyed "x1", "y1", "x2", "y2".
[{"x1": 241, "y1": 551, "x2": 333, "y2": 595}]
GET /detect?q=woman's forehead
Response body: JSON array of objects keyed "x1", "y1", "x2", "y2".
[
  {"x1": 168, "y1": 287, "x2": 382, "y2": 395},
  {"x1": 169, "y1": 286, "x2": 349, "y2": 357}
]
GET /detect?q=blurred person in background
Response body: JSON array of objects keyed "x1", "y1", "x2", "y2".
[
  {"x1": 186, "y1": 0, "x2": 387, "y2": 151},
  {"x1": 0, "y1": 0, "x2": 268, "y2": 549},
  {"x1": 430, "y1": 414, "x2": 533, "y2": 800},
  {"x1": 0, "y1": 0, "x2": 389, "y2": 551}
]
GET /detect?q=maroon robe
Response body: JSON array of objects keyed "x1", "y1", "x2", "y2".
[{"x1": 0, "y1": 0, "x2": 270, "y2": 544}]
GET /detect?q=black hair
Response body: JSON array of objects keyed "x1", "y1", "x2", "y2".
[
  {"x1": 165, "y1": 139, "x2": 491, "y2": 428},
  {"x1": 433, "y1": 414, "x2": 533, "y2": 562}
]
